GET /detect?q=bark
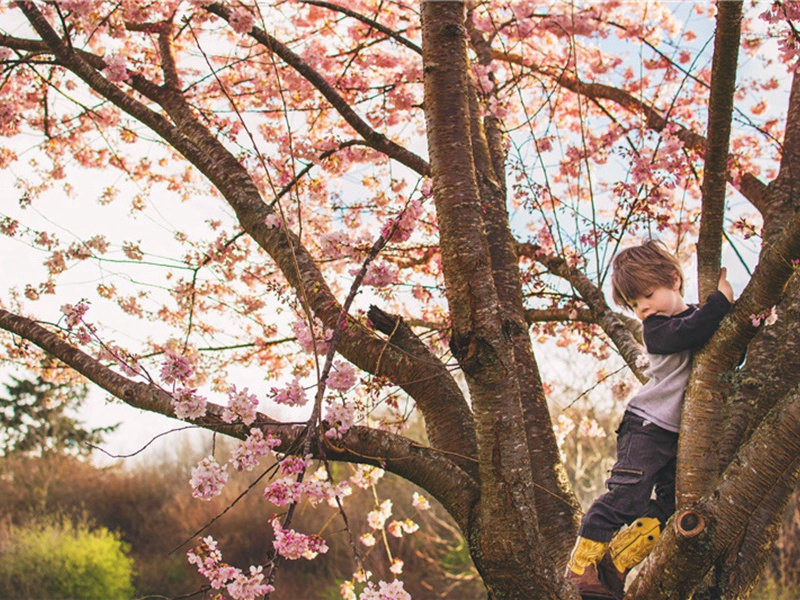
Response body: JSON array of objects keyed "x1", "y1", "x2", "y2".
[
  {"x1": 696, "y1": 1, "x2": 743, "y2": 300},
  {"x1": 678, "y1": 205, "x2": 800, "y2": 506},
  {"x1": 14, "y1": 1, "x2": 478, "y2": 467},
  {"x1": 467, "y1": 12, "x2": 580, "y2": 567},
  {"x1": 692, "y1": 68, "x2": 800, "y2": 598},
  {"x1": 0, "y1": 308, "x2": 478, "y2": 525},
  {"x1": 422, "y1": 4, "x2": 571, "y2": 597},
  {"x1": 628, "y1": 381, "x2": 800, "y2": 599}
]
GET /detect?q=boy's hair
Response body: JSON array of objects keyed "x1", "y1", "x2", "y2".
[{"x1": 611, "y1": 240, "x2": 684, "y2": 310}]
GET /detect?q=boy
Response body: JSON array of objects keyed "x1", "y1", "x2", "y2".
[{"x1": 565, "y1": 241, "x2": 734, "y2": 599}]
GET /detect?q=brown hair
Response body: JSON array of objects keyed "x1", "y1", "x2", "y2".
[{"x1": 611, "y1": 240, "x2": 684, "y2": 310}]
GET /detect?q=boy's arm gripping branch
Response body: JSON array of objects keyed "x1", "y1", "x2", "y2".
[{"x1": 644, "y1": 291, "x2": 731, "y2": 355}]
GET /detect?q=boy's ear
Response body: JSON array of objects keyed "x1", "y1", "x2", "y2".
[{"x1": 672, "y1": 273, "x2": 682, "y2": 292}]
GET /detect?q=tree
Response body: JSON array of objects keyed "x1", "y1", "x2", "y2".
[
  {"x1": 0, "y1": 1, "x2": 799, "y2": 598},
  {"x1": 0, "y1": 375, "x2": 115, "y2": 456}
]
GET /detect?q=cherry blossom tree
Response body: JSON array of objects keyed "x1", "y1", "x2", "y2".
[{"x1": 1, "y1": 1, "x2": 800, "y2": 598}]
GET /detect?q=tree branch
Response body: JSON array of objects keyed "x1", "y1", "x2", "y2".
[
  {"x1": 696, "y1": 1, "x2": 743, "y2": 300},
  {"x1": 530, "y1": 248, "x2": 647, "y2": 383},
  {"x1": 297, "y1": 0, "x2": 422, "y2": 55},
  {"x1": 204, "y1": 2, "x2": 429, "y2": 176},
  {"x1": 0, "y1": 307, "x2": 478, "y2": 529},
  {"x1": 679, "y1": 206, "x2": 800, "y2": 505}
]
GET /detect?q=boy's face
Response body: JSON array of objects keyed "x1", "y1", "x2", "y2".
[{"x1": 628, "y1": 277, "x2": 688, "y2": 321}]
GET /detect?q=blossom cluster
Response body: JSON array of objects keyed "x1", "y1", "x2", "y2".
[
  {"x1": 190, "y1": 456, "x2": 229, "y2": 501},
  {"x1": 222, "y1": 385, "x2": 260, "y2": 425},
  {"x1": 230, "y1": 428, "x2": 281, "y2": 472},
  {"x1": 160, "y1": 351, "x2": 194, "y2": 384},
  {"x1": 60, "y1": 301, "x2": 89, "y2": 330},
  {"x1": 271, "y1": 378, "x2": 309, "y2": 407},
  {"x1": 358, "y1": 579, "x2": 411, "y2": 600},
  {"x1": 172, "y1": 387, "x2": 208, "y2": 420},
  {"x1": 328, "y1": 361, "x2": 358, "y2": 391},
  {"x1": 380, "y1": 199, "x2": 423, "y2": 243},
  {"x1": 324, "y1": 400, "x2": 355, "y2": 440},
  {"x1": 188, "y1": 536, "x2": 273, "y2": 600},
  {"x1": 271, "y1": 517, "x2": 329, "y2": 560},
  {"x1": 292, "y1": 316, "x2": 333, "y2": 354}
]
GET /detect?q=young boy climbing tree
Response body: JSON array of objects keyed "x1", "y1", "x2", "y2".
[{"x1": 565, "y1": 241, "x2": 734, "y2": 599}]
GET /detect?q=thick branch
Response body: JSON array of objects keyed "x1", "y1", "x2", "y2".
[
  {"x1": 679, "y1": 207, "x2": 800, "y2": 505},
  {"x1": 629, "y1": 381, "x2": 800, "y2": 598},
  {"x1": 423, "y1": 4, "x2": 566, "y2": 595},
  {"x1": 467, "y1": 11, "x2": 580, "y2": 566},
  {"x1": 204, "y1": 2, "x2": 429, "y2": 176},
  {"x1": 0, "y1": 307, "x2": 477, "y2": 529},
  {"x1": 696, "y1": 1, "x2": 743, "y2": 300}
]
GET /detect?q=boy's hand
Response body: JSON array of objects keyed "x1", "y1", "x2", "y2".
[{"x1": 718, "y1": 267, "x2": 734, "y2": 303}]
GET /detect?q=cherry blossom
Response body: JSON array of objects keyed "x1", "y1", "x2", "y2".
[
  {"x1": 190, "y1": 456, "x2": 229, "y2": 501},
  {"x1": 411, "y1": 492, "x2": 430, "y2": 512},
  {"x1": 172, "y1": 387, "x2": 208, "y2": 420},
  {"x1": 271, "y1": 378, "x2": 309, "y2": 407},
  {"x1": 159, "y1": 351, "x2": 194, "y2": 385},
  {"x1": 328, "y1": 360, "x2": 358, "y2": 391},
  {"x1": 230, "y1": 428, "x2": 280, "y2": 472},
  {"x1": 222, "y1": 385, "x2": 260, "y2": 425},
  {"x1": 270, "y1": 518, "x2": 329, "y2": 560}
]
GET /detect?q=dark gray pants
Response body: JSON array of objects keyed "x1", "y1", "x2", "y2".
[{"x1": 578, "y1": 411, "x2": 679, "y2": 543}]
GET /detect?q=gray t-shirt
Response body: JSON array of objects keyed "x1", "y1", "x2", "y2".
[{"x1": 626, "y1": 291, "x2": 731, "y2": 433}]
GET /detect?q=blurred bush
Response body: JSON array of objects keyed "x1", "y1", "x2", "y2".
[{"x1": 0, "y1": 519, "x2": 134, "y2": 599}]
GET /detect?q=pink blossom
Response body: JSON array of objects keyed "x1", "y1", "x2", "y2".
[
  {"x1": 359, "y1": 532, "x2": 376, "y2": 547},
  {"x1": 387, "y1": 521, "x2": 403, "y2": 538},
  {"x1": 60, "y1": 301, "x2": 89, "y2": 329},
  {"x1": 280, "y1": 454, "x2": 309, "y2": 475},
  {"x1": 160, "y1": 351, "x2": 194, "y2": 384},
  {"x1": 367, "y1": 499, "x2": 392, "y2": 530},
  {"x1": 381, "y1": 199, "x2": 423, "y2": 243},
  {"x1": 291, "y1": 317, "x2": 332, "y2": 354},
  {"x1": 351, "y1": 465, "x2": 384, "y2": 489},
  {"x1": 635, "y1": 354, "x2": 650, "y2": 369},
  {"x1": 230, "y1": 428, "x2": 280, "y2": 472},
  {"x1": 222, "y1": 385, "x2": 260, "y2": 425},
  {"x1": 271, "y1": 378, "x2": 309, "y2": 407},
  {"x1": 265, "y1": 213, "x2": 283, "y2": 229},
  {"x1": 190, "y1": 457, "x2": 228, "y2": 501},
  {"x1": 102, "y1": 56, "x2": 130, "y2": 84},
  {"x1": 399, "y1": 519, "x2": 419, "y2": 534},
  {"x1": 188, "y1": 537, "x2": 273, "y2": 599},
  {"x1": 264, "y1": 477, "x2": 301, "y2": 506},
  {"x1": 356, "y1": 261, "x2": 397, "y2": 288},
  {"x1": 324, "y1": 401, "x2": 355, "y2": 440},
  {"x1": 229, "y1": 9, "x2": 255, "y2": 34},
  {"x1": 328, "y1": 361, "x2": 358, "y2": 391},
  {"x1": 271, "y1": 518, "x2": 329, "y2": 560},
  {"x1": 172, "y1": 387, "x2": 208, "y2": 420},
  {"x1": 359, "y1": 580, "x2": 411, "y2": 600},
  {"x1": 389, "y1": 559, "x2": 404, "y2": 575}
]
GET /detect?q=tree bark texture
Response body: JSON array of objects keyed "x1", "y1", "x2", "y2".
[{"x1": 696, "y1": 1, "x2": 743, "y2": 300}]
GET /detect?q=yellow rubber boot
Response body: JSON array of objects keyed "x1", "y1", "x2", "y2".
[
  {"x1": 565, "y1": 537, "x2": 615, "y2": 598},
  {"x1": 598, "y1": 517, "x2": 661, "y2": 599}
]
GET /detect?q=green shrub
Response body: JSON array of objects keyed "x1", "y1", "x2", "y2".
[{"x1": 0, "y1": 519, "x2": 135, "y2": 600}]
